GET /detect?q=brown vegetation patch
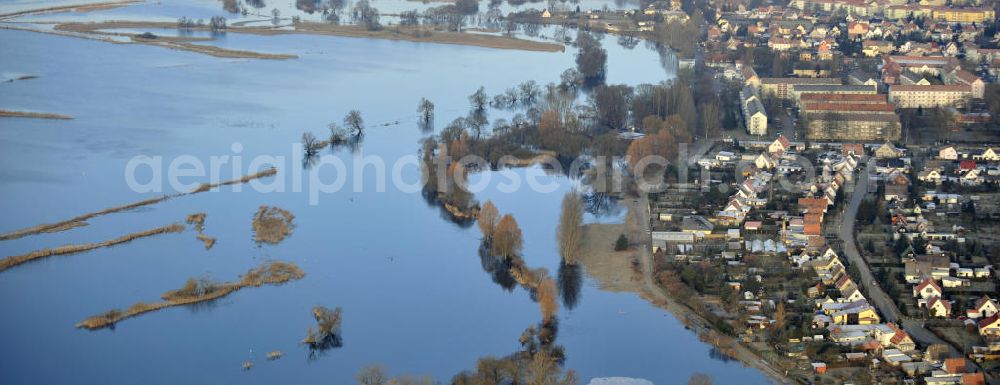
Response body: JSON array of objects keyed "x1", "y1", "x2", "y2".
[
  {"x1": 283, "y1": 23, "x2": 565, "y2": 53},
  {"x1": 50, "y1": 21, "x2": 296, "y2": 60},
  {"x1": 186, "y1": 213, "x2": 206, "y2": 231},
  {"x1": 0, "y1": 109, "x2": 72, "y2": 120},
  {"x1": 77, "y1": 261, "x2": 304, "y2": 329},
  {"x1": 192, "y1": 167, "x2": 277, "y2": 193},
  {"x1": 0, "y1": 223, "x2": 184, "y2": 273},
  {"x1": 186, "y1": 212, "x2": 216, "y2": 249},
  {"x1": 303, "y1": 306, "x2": 343, "y2": 349},
  {"x1": 53, "y1": 20, "x2": 561, "y2": 55},
  {"x1": 252, "y1": 206, "x2": 295, "y2": 245},
  {"x1": 155, "y1": 41, "x2": 297, "y2": 60},
  {"x1": 196, "y1": 234, "x2": 216, "y2": 250}
]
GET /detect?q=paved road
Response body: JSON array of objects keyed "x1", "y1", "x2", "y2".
[
  {"x1": 839, "y1": 161, "x2": 958, "y2": 355},
  {"x1": 839, "y1": 160, "x2": 902, "y2": 323},
  {"x1": 780, "y1": 111, "x2": 796, "y2": 141}
]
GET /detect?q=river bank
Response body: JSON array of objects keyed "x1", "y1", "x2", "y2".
[{"x1": 574, "y1": 196, "x2": 794, "y2": 384}]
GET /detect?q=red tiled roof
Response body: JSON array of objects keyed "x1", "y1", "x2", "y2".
[
  {"x1": 963, "y1": 373, "x2": 986, "y2": 385},
  {"x1": 776, "y1": 135, "x2": 790, "y2": 149},
  {"x1": 915, "y1": 278, "x2": 942, "y2": 295},
  {"x1": 943, "y1": 357, "x2": 966, "y2": 374},
  {"x1": 980, "y1": 314, "x2": 1000, "y2": 329}
]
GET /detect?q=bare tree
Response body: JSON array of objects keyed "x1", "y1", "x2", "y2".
[
  {"x1": 556, "y1": 192, "x2": 584, "y2": 265},
  {"x1": 478, "y1": 200, "x2": 500, "y2": 240},
  {"x1": 418, "y1": 98, "x2": 434, "y2": 123},
  {"x1": 538, "y1": 277, "x2": 559, "y2": 323},
  {"x1": 303, "y1": 306, "x2": 343, "y2": 348},
  {"x1": 329, "y1": 122, "x2": 348, "y2": 143},
  {"x1": 344, "y1": 110, "x2": 364, "y2": 136},
  {"x1": 469, "y1": 86, "x2": 488, "y2": 113},
  {"x1": 575, "y1": 31, "x2": 607, "y2": 81},
  {"x1": 351, "y1": 0, "x2": 381, "y2": 30},
  {"x1": 302, "y1": 132, "x2": 325, "y2": 156},
  {"x1": 492, "y1": 214, "x2": 523, "y2": 258},
  {"x1": 518, "y1": 80, "x2": 541, "y2": 105}
]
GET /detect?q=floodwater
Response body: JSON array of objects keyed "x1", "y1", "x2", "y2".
[{"x1": 0, "y1": 2, "x2": 772, "y2": 384}]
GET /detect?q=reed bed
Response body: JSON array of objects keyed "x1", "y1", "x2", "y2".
[
  {"x1": 0, "y1": 109, "x2": 72, "y2": 119},
  {"x1": 191, "y1": 167, "x2": 278, "y2": 193},
  {"x1": 252, "y1": 205, "x2": 295, "y2": 245},
  {"x1": 196, "y1": 234, "x2": 216, "y2": 250},
  {"x1": 76, "y1": 261, "x2": 304, "y2": 330},
  {"x1": 0, "y1": 223, "x2": 184, "y2": 272}
]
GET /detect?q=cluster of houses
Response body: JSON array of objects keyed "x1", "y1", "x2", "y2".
[
  {"x1": 711, "y1": 1, "x2": 998, "y2": 69},
  {"x1": 801, "y1": 248, "x2": 882, "y2": 326},
  {"x1": 919, "y1": 145, "x2": 1000, "y2": 187},
  {"x1": 788, "y1": 223, "x2": 985, "y2": 379},
  {"x1": 707, "y1": 0, "x2": 998, "y2": 142},
  {"x1": 714, "y1": 136, "x2": 791, "y2": 225}
]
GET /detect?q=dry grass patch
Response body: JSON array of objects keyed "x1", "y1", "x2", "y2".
[
  {"x1": 77, "y1": 261, "x2": 304, "y2": 329},
  {"x1": 0, "y1": 223, "x2": 184, "y2": 273},
  {"x1": 186, "y1": 213, "x2": 206, "y2": 232},
  {"x1": 0, "y1": 109, "x2": 72, "y2": 120},
  {"x1": 186, "y1": 212, "x2": 216, "y2": 249},
  {"x1": 192, "y1": 167, "x2": 278, "y2": 193},
  {"x1": 196, "y1": 234, "x2": 216, "y2": 250},
  {"x1": 252, "y1": 206, "x2": 295, "y2": 245}
]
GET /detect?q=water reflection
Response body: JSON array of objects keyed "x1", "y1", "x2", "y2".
[
  {"x1": 709, "y1": 347, "x2": 736, "y2": 363},
  {"x1": 307, "y1": 334, "x2": 344, "y2": 361},
  {"x1": 477, "y1": 242, "x2": 518, "y2": 291},
  {"x1": 582, "y1": 191, "x2": 622, "y2": 218},
  {"x1": 556, "y1": 261, "x2": 581, "y2": 310}
]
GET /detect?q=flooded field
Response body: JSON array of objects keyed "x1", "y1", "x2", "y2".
[{"x1": 0, "y1": 1, "x2": 772, "y2": 384}]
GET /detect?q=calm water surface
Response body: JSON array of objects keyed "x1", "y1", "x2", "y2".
[{"x1": 0, "y1": 8, "x2": 771, "y2": 384}]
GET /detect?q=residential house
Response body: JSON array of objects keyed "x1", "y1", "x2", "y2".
[
  {"x1": 769, "y1": 135, "x2": 791, "y2": 155},
  {"x1": 939, "y1": 146, "x2": 959, "y2": 160},
  {"x1": 979, "y1": 314, "x2": 1000, "y2": 338},
  {"x1": 927, "y1": 296, "x2": 952, "y2": 317},
  {"x1": 875, "y1": 142, "x2": 903, "y2": 159},
  {"x1": 913, "y1": 277, "x2": 943, "y2": 300}
]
